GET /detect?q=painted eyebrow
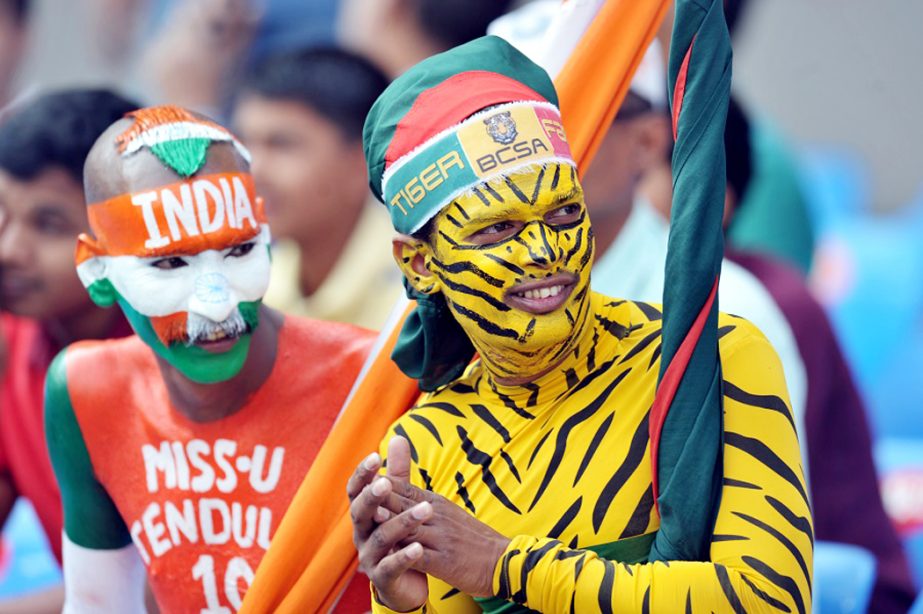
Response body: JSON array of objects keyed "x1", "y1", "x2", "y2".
[
  {"x1": 548, "y1": 188, "x2": 581, "y2": 206},
  {"x1": 465, "y1": 208, "x2": 521, "y2": 226}
]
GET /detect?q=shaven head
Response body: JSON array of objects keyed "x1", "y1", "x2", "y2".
[
  {"x1": 77, "y1": 105, "x2": 272, "y2": 385},
  {"x1": 84, "y1": 107, "x2": 251, "y2": 205}
]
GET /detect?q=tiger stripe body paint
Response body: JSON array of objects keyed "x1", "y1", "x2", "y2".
[
  {"x1": 378, "y1": 298, "x2": 812, "y2": 613},
  {"x1": 426, "y1": 163, "x2": 593, "y2": 380}
]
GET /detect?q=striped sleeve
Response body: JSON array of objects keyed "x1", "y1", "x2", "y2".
[{"x1": 491, "y1": 322, "x2": 813, "y2": 613}]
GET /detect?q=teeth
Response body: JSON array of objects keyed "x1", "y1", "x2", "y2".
[{"x1": 520, "y1": 285, "x2": 564, "y2": 300}]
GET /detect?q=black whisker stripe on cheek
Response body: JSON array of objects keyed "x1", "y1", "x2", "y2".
[
  {"x1": 483, "y1": 182, "x2": 505, "y2": 203},
  {"x1": 485, "y1": 252, "x2": 525, "y2": 275},
  {"x1": 434, "y1": 271, "x2": 511, "y2": 311},
  {"x1": 445, "y1": 213, "x2": 464, "y2": 228},
  {"x1": 430, "y1": 257, "x2": 505, "y2": 287},
  {"x1": 529, "y1": 166, "x2": 546, "y2": 205},
  {"x1": 565, "y1": 308, "x2": 575, "y2": 326},
  {"x1": 448, "y1": 301, "x2": 520, "y2": 339},
  {"x1": 562, "y1": 226, "x2": 585, "y2": 264},
  {"x1": 471, "y1": 186, "x2": 492, "y2": 207},
  {"x1": 504, "y1": 175, "x2": 530, "y2": 204},
  {"x1": 453, "y1": 200, "x2": 470, "y2": 220},
  {"x1": 578, "y1": 235, "x2": 594, "y2": 269}
]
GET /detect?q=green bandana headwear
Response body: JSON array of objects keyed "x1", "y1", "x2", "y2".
[{"x1": 363, "y1": 36, "x2": 577, "y2": 389}]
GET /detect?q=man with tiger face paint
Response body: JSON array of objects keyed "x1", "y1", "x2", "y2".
[
  {"x1": 44, "y1": 106, "x2": 375, "y2": 612},
  {"x1": 349, "y1": 36, "x2": 812, "y2": 613},
  {"x1": 411, "y1": 162, "x2": 593, "y2": 383}
]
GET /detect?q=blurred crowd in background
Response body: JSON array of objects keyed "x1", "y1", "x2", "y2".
[{"x1": 0, "y1": 0, "x2": 921, "y2": 612}]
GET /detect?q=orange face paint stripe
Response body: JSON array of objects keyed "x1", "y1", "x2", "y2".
[
  {"x1": 85, "y1": 172, "x2": 266, "y2": 258},
  {"x1": 150, "y1": 312, "x2": 189, "y2": 346}
]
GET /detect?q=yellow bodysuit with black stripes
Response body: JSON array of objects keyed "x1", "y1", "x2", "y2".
[{"x1": 375, "y1": 294, "x2": 812, "y2": 613}]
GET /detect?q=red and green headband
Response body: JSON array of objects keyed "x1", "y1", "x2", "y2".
[{"x1": 364, "y1": 36, "x2": 576, "y2": 235}]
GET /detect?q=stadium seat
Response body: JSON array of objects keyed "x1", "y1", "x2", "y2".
[{"x1": 813, "y1": 541, "x2": 877, "y2": 614}]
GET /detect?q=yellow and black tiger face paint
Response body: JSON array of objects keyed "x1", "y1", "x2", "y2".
[{"x1": 405, "y1": 162, "x2": 595, "y2": 381}]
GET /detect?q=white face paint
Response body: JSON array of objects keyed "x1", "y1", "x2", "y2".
[{"x1": 84, "y1": 226, "x2": 272, "y2": 322}]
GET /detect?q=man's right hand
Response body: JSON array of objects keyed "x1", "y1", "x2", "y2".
[{"x1": 347, "y1": 439, "x2": 432, "y2": 612}]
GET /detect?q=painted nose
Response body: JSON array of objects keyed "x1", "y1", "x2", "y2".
[
  {"x1": 188, "y1": 272, "x2": 237, "y2": 323},
  {"x1": 515, "y1": 221, "x2": 559, "y2": 268}
]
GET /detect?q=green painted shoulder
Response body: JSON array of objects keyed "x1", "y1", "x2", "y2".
[{"x1": 44, "y1": 349, "x2": 131, "y2": 549}]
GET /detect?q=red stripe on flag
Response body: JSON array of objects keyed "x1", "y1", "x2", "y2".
[
  {"x1": 385, "y1": 71, "x2": 546, "y2": 169},
  {"x1": 649, "y1": 275, "x2": 719, "y2": 504},
  {"x1": 671, "y1": 37, "x2": 696, "y2": 142}
]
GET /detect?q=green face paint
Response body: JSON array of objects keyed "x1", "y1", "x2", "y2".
[{"x1": 117, "y1": 295, "x2": 262, "y2": 384}]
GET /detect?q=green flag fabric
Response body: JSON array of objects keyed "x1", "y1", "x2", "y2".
[{"x1": 649, "y1": 0, "x2": 732, "y2": 563}]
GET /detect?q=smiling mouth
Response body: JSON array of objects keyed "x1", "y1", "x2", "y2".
[{"x1": 506, "y1": 274, "x2": 578, "y2": 314}]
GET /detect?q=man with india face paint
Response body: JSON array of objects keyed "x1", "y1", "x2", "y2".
[
  {"x1": 44, "y1": 105, "x2": 376, "y2": 612},
  {"x1": 347, "y1": 36, "x2": 813, "y2": 613}
]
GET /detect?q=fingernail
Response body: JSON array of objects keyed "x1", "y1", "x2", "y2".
[
  {"x1": 363, "y1": 453, "x2": 380, "y2": 471},
  {"x1": 411, "y1": 501, "x2": 431, "y2": 520},
  {"x1": 405, "y1": 542, "x2": 422, "y2": 559},
  {"x1": 371, "y1": 477, "x2": 389, "y2": 497}
]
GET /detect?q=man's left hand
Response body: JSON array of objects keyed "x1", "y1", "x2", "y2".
[{"x1": 378, "y1": 437, "x2": 512, "y2": 598}]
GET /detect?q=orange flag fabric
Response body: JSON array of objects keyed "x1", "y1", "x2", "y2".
[{"x1": 239, "y1": 1, "x2": 671, "y2": 611}]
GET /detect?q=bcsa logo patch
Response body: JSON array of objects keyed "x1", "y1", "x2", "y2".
[{"x1": 484, "y1": 112, "x2": 518, "y2": 145}]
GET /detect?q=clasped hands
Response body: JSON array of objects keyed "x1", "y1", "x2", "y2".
[{"x1": 347, "y1": 436, "x2": 511, "y2": 612}]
